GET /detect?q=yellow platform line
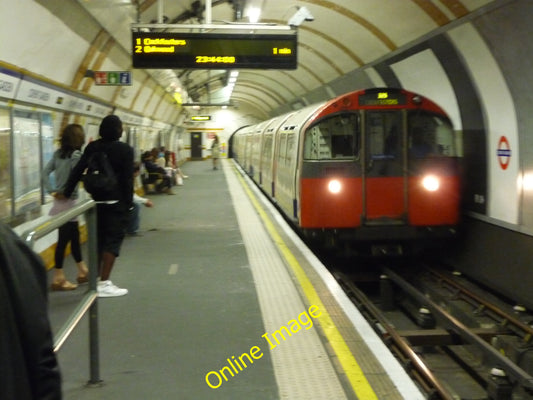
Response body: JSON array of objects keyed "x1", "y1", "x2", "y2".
[{"x1": 234, "y1": 167, "x2": 378, "y2": 400}]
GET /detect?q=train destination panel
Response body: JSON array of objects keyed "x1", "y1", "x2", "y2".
[
  {"x1": 358, "y1": 90, "x2": 407, "y2": 106},
  {"x1": 132, "y1": 31, "x2": 297, "y2": 70}
]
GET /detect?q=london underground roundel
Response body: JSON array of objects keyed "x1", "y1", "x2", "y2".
[{"x1": 497, "y1": 136, "x2": 511, "y2": 170}]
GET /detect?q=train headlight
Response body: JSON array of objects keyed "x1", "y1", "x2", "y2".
[
  {"x1": 422, "y1": 175, "x2": 440, "y2": 192},
  {"x1": 328, "y1": 179, "x2": 342, "y2": 194}
]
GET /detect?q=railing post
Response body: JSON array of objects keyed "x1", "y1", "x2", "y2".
[
  {"x1": 86, "y1": 205, "x2": 102, "y2": 386},
  {"x1": 21, "y1": 199, "x2": 103, "y2": 387}
]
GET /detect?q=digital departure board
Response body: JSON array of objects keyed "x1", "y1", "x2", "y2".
[
  {"x1": 358, "y1": 90, "x2": 407, "y2": 106},
  {"x1": 132, "y1": 31, "x2": 297, "y2": 70}
]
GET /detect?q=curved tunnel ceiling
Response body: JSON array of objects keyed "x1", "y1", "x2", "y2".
[{"x1": 74, "y1": 0, "x2": 495, "y2": 118}]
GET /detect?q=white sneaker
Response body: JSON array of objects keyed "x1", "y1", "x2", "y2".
[{"x1": 97, "y1": 280, "x2": 128, "y2": 297}]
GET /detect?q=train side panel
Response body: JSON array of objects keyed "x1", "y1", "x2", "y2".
[
  {"x1": 273, "y1": 105, "x2": 321, "y2": 222},
  {"x1": 258, "y1": 115, "x2": 292, "y2": 196},
  {"x1": 249, "y1": 121, "x2": 269, "y2": 180},
  {"x1": 273, "y1": 128, "x2": 298, "y2": 219}
]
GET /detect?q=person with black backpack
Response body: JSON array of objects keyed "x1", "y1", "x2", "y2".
[{"x1": 63, "y1": 115, "x2": 134, "y2": 297}]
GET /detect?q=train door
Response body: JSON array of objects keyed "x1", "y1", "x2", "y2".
[
  {"x1": 190, "y1": 132, "x2": 203, "y2": 160},
  {"x1": 362, "y1": 110, "x2": 407, "y2": 224}
]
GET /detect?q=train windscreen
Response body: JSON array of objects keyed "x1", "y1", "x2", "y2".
[
  {"x1": 303, "y1": 113, "x2": 359, "y2": 160},
  {"x1": 408, "y1": 112, "x2": 456, "y2": 158}
]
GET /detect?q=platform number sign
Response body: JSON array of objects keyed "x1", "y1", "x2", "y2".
[
  {"x1": 497, "y1": 136, "x2": 511, "y2": 170},
  {"x1": 94, "y1": 71, "x2": 132, "y2": 86}
]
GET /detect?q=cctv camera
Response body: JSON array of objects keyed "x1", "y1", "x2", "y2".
[{"x1": 288, "y1": 6, "x2": 314, "y2": 27}]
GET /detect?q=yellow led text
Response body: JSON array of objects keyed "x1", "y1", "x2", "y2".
[
  {"x1": 134, "y1": 38, "x2": 187, "y2": 54},
  {"x1": 273, "y1": 47, "x2": 292, "y2": 55}
]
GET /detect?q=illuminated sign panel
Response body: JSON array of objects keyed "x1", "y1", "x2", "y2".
[
  {"x1": 132, "y1": 32, "x2": 297, "y2": 69},
  {"x1": 358, "y1": 91, "x2": 407, "y2": 106},
  {"x1": 191, "y1": 115, "x2": 211, "y2": 121}
]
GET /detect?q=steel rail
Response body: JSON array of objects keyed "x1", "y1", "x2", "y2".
[
  {"x1": 384, "y1": 267, "x2": 533, "y2": 391},
  {"x1": 333, "y1": 270, "x2": 456, "y2": 400},
  {"x1": 424, "y1": 266, "x2": 533, "y2": 341}
]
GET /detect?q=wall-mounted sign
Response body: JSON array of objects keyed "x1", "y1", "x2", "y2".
[
  {"x1": 191, "y1": 115, "x2": 211, "y2": 121},
  {"x1": 497, "y1": 135, "x2": 511, "y2": 170},
  {"x1": 94, "y1": 71, "x2": 132, "y2": 86}
]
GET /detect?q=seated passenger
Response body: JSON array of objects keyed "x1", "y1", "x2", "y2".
[
  {"x1": 142, "y1": 151, "x2": 174, "y2": 194},
  {"x1": 164, "y1": 150, "x2": 188, "y2": 185},
  {"x1": 152, "y1": 147, "x2": 166, "y2": 169}
]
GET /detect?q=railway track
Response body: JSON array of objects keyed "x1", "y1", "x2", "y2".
[{"x1": 333, "y1": 264, "x2": 533, "y2": 399}]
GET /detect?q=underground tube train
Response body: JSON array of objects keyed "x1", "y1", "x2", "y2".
[{"x1": 232, "y1": 88, "x2": 462, "y2": 255}]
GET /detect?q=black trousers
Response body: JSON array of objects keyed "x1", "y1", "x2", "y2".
[{"x1": 54, "y1": 221, "x2": 82, "y2": 269}]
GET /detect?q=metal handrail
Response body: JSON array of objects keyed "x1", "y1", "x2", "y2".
[{"x1": 22, "y1": 199, "x2": 101, "y2": 385}]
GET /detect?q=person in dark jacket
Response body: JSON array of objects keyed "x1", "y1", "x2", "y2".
[
  {"x1": 0, "y1": 221, "x2": 62, "y2": 400},
  {"x1": 63, "y1": 115, "x2": 133, "y2": 297},
  {"x1": 141, "y1": 151, "x2": 174, "y2": 194}
]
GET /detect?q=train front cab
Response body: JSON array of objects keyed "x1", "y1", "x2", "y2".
[{"x1": 299, "y1": 93, "x2": 462, "y2": 254}]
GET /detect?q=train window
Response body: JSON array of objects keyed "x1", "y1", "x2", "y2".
[
  {"x1": 286, "y1": 134, "x2": 295, "y2": 165},
  {"x1": 279, "y1": 133, "x2": 288, "y2": 164},
  {"x1": 41, "y1": 113, "x2": 54, "y2": 175},
  {"x1": 366, "y1": 111, "x2": 401, "y2": 160},
  {"x1": 13, "y1": 110, "x2": 42, "y2": 215},
  {"x1": 41, "y1": 113, "x2": 55, "y2": 205},
  {"x1": 0, "y1": 107, "x2": 12, "y2": 219},
  {"x1": 408, "y1": 112, "x2": 456, "y2": 158},
  {"x1": 263, "y1": 134, "x2": 273, "y2": 160},
  {"x1": 303, "y1": 113, "x2": 359, "y2": 160}
]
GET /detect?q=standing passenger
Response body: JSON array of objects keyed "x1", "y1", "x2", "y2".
[
  {"x1": 211, "y1": 135, "x2": 220, "y2": 170},
  {"x1": 42, "y1": 124, "x2": 89, "y2": 291},
  {"x1": 63, "y1": 115, "x2": 133, "y2": 297}
]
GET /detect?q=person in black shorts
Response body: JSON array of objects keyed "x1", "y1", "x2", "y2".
[{"x1": 63, "y1": 115, "x2": 134, "y2": 297}]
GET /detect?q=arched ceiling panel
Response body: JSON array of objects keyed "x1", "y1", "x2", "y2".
[
  {"x1": 238, "y1": 71, "x2": 300, "y2": 99},
  {"x1": 66, "y1": 0, "x2": 496, "y2": 118},
  {"x1": 233, "y1": 84, "x2": 281, "y2": 109},
  {"x1": 298, "y1": 25, "x2": 364, "y2": 66},
  {"x1": 231, "y1": 94, "x2": 271, "y2": 117}
]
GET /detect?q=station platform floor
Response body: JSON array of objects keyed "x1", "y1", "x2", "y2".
[{"x1": 46, "y1": 159, "x2": 424, "y2": 400}]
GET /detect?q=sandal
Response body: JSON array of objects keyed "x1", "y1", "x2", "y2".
[
  {"x1": 51, "y1": 280, "x2": 78, "y2": 291},
  {"x1": 77, "y1": 275, "x2": 89, "y2": 284}
]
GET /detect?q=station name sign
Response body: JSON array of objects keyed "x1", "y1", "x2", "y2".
[{"x1": 132, "y1": 31, "x2": 297, "y2": 70}]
